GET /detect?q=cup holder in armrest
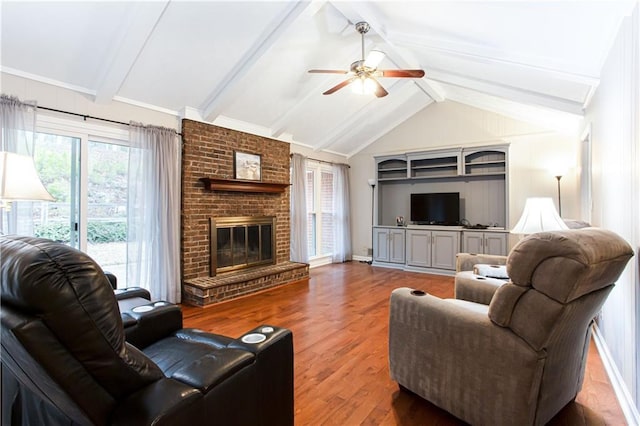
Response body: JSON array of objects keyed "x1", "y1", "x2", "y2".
[
  {"x1": 132, "y1": 305, "x2": 154, "y2": 313},
  {"x1": 410, "y1": 290, "x2": 427, "y2": 296},
  {"x1": 241, "y1": 333, "x2": 267, "y2": 344},
  {"x1": 228, "y1": 325, "x2": 292, "y2": 354}
]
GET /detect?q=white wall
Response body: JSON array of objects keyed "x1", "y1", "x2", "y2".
[
  {"x1": 2, "y1": 72, "x2": 180, "y2": 130},
  {"x1": 348, "y1": 100, "x2": 580, "y2": 258},
  {"x1": 584, "y1": 2, "x2": 640, "y2": 416}
]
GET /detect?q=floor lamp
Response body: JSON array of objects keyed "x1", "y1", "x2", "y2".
[
  {"x1": 367, "y1": 178, "x2": 376, "y2": 265},
  {"x1": 555, "y1": 175, "x2": 563, "y2": 217}
]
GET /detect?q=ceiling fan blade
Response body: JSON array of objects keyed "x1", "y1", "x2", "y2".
[
  {"x1": 380, "y1": 69, "x2": 425, "y2": 78},
  {"x1": 363, "y1": 50, "x2": 385, "y2": 69},
  {"x1": 323, "y1": 77, "x2": 356, "y2": 95},
  {"x1": 308, "y1": 69, "x2": 348, "y2": 74},
  {"x1": 371, "y1": 78, "x2": 388, "y2": 98}
]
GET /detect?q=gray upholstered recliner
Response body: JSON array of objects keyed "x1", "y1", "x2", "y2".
[{"x1": 389, "y1": 228, "x2": 634, "y2": 426}]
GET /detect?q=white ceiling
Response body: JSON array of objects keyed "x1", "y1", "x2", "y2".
[{"x1": 1, "y1": 1, "x2": 635, "y2": 157}]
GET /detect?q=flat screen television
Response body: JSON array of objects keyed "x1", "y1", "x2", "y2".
[{"x1": 410, "y1": 192, "x2": 460, "y2": 225}]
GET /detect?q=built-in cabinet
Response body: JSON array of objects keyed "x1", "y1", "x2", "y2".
[
  {"x1": 373, "y1": 227, "x2": 405, "y2": 264},
  {"x1": 374, "y1": 226, "x2": 508, "y2": 273},
  {"x1": 462, "y1": 231, "x2": 508, "y2": 256},
  {"x1": 406, "y1": 229, "x2": 460, "y2": 270},
  {"x1": 372, "y1": 144, "x2": 510, "y2": 275}
]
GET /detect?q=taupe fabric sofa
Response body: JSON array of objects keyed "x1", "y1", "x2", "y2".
[{"x1": 389, "y1": 228, "x2": 634, "y2": 425}]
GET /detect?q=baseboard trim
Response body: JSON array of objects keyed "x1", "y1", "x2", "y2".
[{"x1": 592, "y1": 324, "x2": 640, "y2": 425}]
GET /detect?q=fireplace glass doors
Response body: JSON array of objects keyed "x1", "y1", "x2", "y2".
[{"x1": 210, "y1": 216, "x2": 276, "y2": 276}]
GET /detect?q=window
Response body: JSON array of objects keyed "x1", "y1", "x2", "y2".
[
  {"x1": 305, "y1": 162, "x2": 334, "y2": 259},
  {"x1": 3, "y1": 115, "x2": 132, "y2": 286}
]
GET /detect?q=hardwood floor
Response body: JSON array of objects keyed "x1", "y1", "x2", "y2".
[{"x1": 181, "y1": 262, "x2": 626, "y2": 425}]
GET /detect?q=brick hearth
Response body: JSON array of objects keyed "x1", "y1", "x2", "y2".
[
  {"x1": 183, "y1": 261, "x2": 309, "y2": 306},
  {"x1": 181, "y1": 119, "x2": 309, "y2": 306}
]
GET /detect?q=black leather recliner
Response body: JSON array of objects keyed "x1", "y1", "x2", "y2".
[
  {"x1": 1, "y1": 235, "x2": 294, "y2": 425},
  {"x1": 104, "y1": 271, "x2": 185, "y2": 349}
]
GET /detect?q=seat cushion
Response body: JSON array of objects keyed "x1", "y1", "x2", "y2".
[
  {"x1": 473, "y1": 264, "x2": 509, "y2": 279},
  {"x1": 454, "y1": 271, "x2": 507, "y2": 305}
]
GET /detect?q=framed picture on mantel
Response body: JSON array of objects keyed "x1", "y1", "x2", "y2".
[{"x1": 234, "y1": 151, "x2": 261, "y2": 181}]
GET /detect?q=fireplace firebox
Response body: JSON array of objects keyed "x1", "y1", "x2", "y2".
[{"x1": 210, "y1": 216, "x2": 276, "y2": 276}]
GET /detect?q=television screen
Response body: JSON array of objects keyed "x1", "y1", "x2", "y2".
[{"x1": 410, "y1": 193, "x2": 460, "y2": 225}]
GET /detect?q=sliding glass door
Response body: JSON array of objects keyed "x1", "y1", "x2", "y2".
[
  {"x1": 4, "y1": 132, "x2": 81, "y2": 247},
  {"x1": 85, "y1": 141, "x2": 129, "y2": 282},
  {"x1": 3, "y1": 118, "x2": 131, "y2": 286}
]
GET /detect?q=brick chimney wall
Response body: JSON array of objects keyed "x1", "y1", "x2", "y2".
[{"x1": 181, "y1": 119, "x2": 291, "y2": 281}]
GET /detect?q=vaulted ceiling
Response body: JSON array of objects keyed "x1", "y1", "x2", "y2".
[{"x1": 1, "y1": 1, "x2": 635, "y2": 157}]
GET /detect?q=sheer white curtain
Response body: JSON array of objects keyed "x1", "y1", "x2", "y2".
[
  {"x1": 0, "y1": 94, "x2": 36, "y2": 154},
  {"x1": 127, "y1": 122, "x2": 182, "y2": 303},
  {"x1": 290, "y1": 153, "x2": 308, "y2": 263},
  {"x1": 332, "y1": 163, "x2": 351, "y2": 263},
  {"x1": 0, "y1": 94, "x2": 37, "y2": 234}
]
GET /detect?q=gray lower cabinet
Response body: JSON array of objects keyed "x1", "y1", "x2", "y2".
[
  {"x1": 373, "y1": 227, "x2": 406, "y2": 264},
  {"x1": 406, "y1": 229, "x2": 460, "y2": 270},
  {"x1": 462, "y1": 231, "x2": 508, "y2": 256}
]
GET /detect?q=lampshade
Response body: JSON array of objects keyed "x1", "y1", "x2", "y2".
[
  {"x1": 0, "y1": 151, "x2": 54, "y2": 202},
  {"x1": 511, "y1": 197, "x2": 568, "y2": 234}
]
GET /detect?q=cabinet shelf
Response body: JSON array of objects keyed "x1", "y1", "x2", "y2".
[
  {"x1": 379, "y1": 167, "x2": 408, "y2": 172},
  {"x1": 465, "y1": 160, "x2": 505, "y2": 166},
  {"x1": 374, "y1": 144, "x2": 509, "y2": 238},
  {"x1": 411, "y1": 163, "x2": 457, "y2": 170}
]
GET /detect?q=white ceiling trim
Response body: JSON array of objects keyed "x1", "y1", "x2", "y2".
[
  {"x1": 94, "y1": 1, "x2": 170, "y2": 104},
  {"x1": 426, "y1": 69, "x2": 586, "y2": 116},
  {"x1": 111, "y1": 95, "x2": 180, "y2": 117},
  {"x1": 213, "y1": 115, "x2": 295, "y2": 144},
  {"x1": 1, "y1": 67, "x2": 96, "y2": 96},
  {"x1": 388, "y1": 30, "x2": 601, "y2": 87},
  {"x1": 201, "y1": 0, "x2": 313, "y2": 122},
  {"x1": 442, "y1": 83, "x2": 583, "y2": 135}
]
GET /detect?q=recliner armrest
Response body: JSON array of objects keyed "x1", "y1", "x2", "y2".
[
  {"x1": 111, "y1": 378, "x2": 203, "y2": 425},
  {"x1": 114, "y1": 287, "x2": 151, "y2": 301},
  {"x1": 456, "y1": 253, "x2": 507, "y2": 272},
  {"x1": 122, "y1": 302, "x2": 183, "y2": 349},
  {"x1": 171, "y1": 349, "x2": 254, "y2": 393}
]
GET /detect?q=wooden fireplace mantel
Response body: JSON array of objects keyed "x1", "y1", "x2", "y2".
[{"x1": 199, "y1": 178, "x2": 289, "y2": 194}]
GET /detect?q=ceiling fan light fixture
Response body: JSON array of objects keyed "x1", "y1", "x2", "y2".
[
  {"x1": 363, "y1": 50, "x2": 385, "y2": 69},
  {"x1": 308, "y1": 21, "x2": 424, "y2": 97},
  {"x1": 351, "y1": 76, "x2": 376, "y2": 95}
]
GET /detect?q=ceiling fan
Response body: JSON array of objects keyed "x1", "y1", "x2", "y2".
[{"x1": 308, "y1": 21, "x2": 425, "y2": 98}]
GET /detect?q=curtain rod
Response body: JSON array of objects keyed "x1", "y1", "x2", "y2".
[
  {"x1": 37, "y1": 106, "x2": 183, "y2": 136},
  {"x1": 291, "y1": 153, "x2": 350, "y2": 168}
]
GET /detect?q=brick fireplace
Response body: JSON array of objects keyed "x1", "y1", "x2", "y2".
[{"x1": 181, "y1": 119, "x2": 309, "y2": 306}]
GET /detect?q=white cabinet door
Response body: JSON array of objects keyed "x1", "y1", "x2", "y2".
[
  {"x1": 373, "y1": 227, "x2": 405, "y2": 264},
  {"x1": 431, "y1": 231, "x2": 460, "y2": 270},
  {"x1": 406, "y1": 230, "x2": 431, "y2": 267},
  {"x1": 389, "y1": 229, "x2": 406, "y2": 264},
  {"x1": 485, "y1": 233, "x2": 508, "y2": 256},
  {"x1": 373, "y1": 228, "x2": 389, "y2": 262},
  {"x1": 462, "y1": 232, "x2": 484, "y2": 254},
  {"x1": 463, "y1": 231, "x2": 508, "y2": 256}
]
